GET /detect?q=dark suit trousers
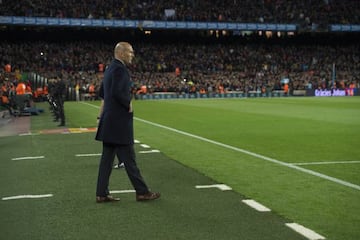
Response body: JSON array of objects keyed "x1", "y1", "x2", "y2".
[{"x1": 96, "y1": 142, "x2": 149, "y2": 197}]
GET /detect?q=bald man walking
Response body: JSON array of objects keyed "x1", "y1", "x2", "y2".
[{"x1": 95, "y1": 42, "x2": 160, "y2": 203}]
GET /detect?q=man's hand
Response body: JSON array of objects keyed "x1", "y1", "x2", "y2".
[{"x1": 129, "y1": 101, "x2": 133, "y2": 113}]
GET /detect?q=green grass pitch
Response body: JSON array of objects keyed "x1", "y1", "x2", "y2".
[{"x1": 0, "y1": 96, "x2": 359, "y2": 240}]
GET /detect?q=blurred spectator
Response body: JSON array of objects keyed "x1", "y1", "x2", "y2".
[
  {"x1": 0, "y1": 0, "x2": 359, "y2": 24},
  {"x1": 0, "y1": 33, "x2": 359, "y2": 96}
]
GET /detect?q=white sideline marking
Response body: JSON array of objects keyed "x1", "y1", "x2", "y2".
[
  {"x1": 140, "y1": 144, "x2": 151, "y2": 148},
  {"x1": 139, "y1": 150, "x2": 160, "y2": 154},
  {"x1": 134, "y1": 139, "x2": 140, "y2": 143},
  {"x1": 19, "y1": 132, "x2": 39, "y2": 136},
  {"x1": 76, "y1": 153, "x2": 101, "y2": 157},
  {"x1": 292, "y1": 160, "x2": 360, "y2": 166},
  {"x1": 110, "y1": 190, "x2": 136, "y2": 194},
  {"x1": 2, "y1": 194, "x2": 53, "y2": 201},
  {"x1": 18, "y1": 133, "x2": 31, "y2": 136},
  {"x1": 12, "y1": 156, "x2": 44, "y2": 161},
  {"x1": 286, "y1": 223, "x2": 326, "y2": 240},
  {"x1": 135, "y1": 117, "x2": 360, "y2": 191},
  {"x1": 242, "y1": 199, "x2": 271, "y2": 212},
  {"x1": 195, "y1": 184, "x2": 232, "y2": 191}
]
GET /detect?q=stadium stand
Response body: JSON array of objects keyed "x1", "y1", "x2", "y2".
[
  {"x1": 0, "y1": 0, "x2": 359, "y2": 101},
  {"x1": 1, "y1": 33, "x2": 359, "y2": 98},
  {"x1": 0, "y1": 0, "x2": 359, "y2": 24}
]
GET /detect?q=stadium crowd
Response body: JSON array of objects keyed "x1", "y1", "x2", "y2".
[
  {"x1": 1, "y1": 36, "x2": 359, "y2": 99},
  {"x1": 1, "y1": 0, "x2": 359, "y2": 101},
  {"x1": 0, "y1": 0, "x2": 359, "y2": 24}
]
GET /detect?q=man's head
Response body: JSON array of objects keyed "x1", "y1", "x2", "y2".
[{"x1": 114, "y1": 42, "x2": 135, "y2": 65}]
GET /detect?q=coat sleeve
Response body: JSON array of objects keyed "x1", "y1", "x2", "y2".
[
  {"x1": 111, "y1": 66, "x2": 130, "y2": 111},
  {"x1": 99, "y1": 81, "x2": 104, "y2": 99}
]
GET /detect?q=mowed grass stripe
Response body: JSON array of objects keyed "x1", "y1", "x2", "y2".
[
  {"x1": 25, "y1": 99, "x2": 360, "y2": 240},
  {"x1": 80, "y1": 101, "x2": 345, "y2": 189},
  {"x1": 132, "y1": 98, "x2": 360, "y2": 178},
  {"x1": 0, "y1": 133, "x2": 307, "y2": 240},
  {"x1": 129, "y1": 98, "x2": 360, "y2": 240},
  {"x1": 135, "y1": 116, "x2": 360, "y2": 191}
]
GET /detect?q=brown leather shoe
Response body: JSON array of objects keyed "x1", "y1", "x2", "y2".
[
  {"x1": 136, "y1": 192, "x2": 160, "y2": 201},
  {"x1": 96, "y1": 195, "x2": 120, "y2": 203}
]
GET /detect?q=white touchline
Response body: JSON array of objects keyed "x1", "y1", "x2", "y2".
[
  {"x1": 12, "y1": 156, "x2": 45, "y2": 161},
  {"x1": 2, "y1": 194, "x2": 53, "y2": 201},
  {"x1": 292, "y1": 160, "x2": 360, "y2": 166},
  {"x1": 110, "y1": 190, "x2": 136, "y2": 194},
  {"x1": 242, "y1": 199, "x2": 271, "y2": 212},
  {"x1": 82, "y1": 102, "x2": 360, "y2": 191},
  {"x1": 139, "y1": 150, "x2": 160, "y2": 154},
  {"x1": 134, "y1": 117, "x2": 360, "y2": 191},
  {"x1": 80, "y1": 101, "x2": 100, "y2": 108},
  {"x1": 19, "y1": 132, "x2": 39, "y2": 136},
  {"x1": 140, "y1": 144, "x2": 151, "y2": 148},
  {"x1": 75, "y1": 153, "x2": 101, "y2": 157},
  {"x1": 286, "y1": 223, "x2": 326, "y2": 240},
  {"x1": 195, "y1": 184, "x2": 232, "y2": 191}
]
